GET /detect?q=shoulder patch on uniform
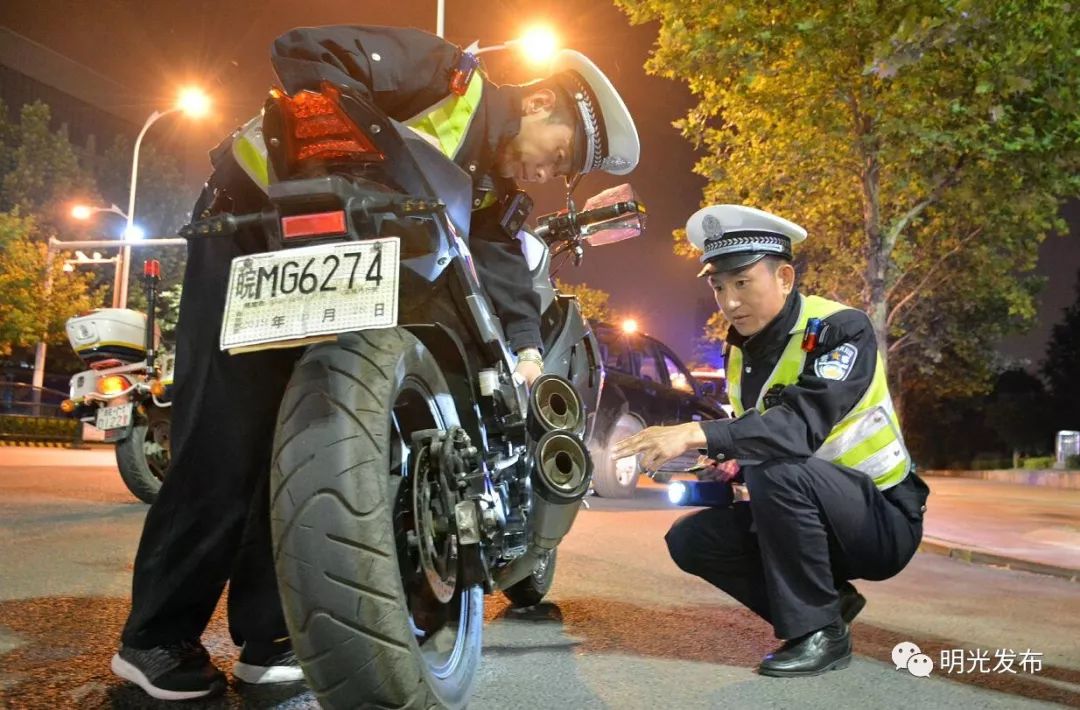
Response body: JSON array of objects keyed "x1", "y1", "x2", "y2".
[{"x1": 814, "y1": 343, "x2": 858, "y2": 381}]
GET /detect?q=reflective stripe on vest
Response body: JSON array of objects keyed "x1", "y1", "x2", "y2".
[
  {"x1": 231, "y1": 116, "x2": 269, "y2": 191},
  {"x1": 725, "y1": 295, "x2": 911, "y2": 489},
  {"x1": 404, "y1": 71, "x2": 484, "y2": 161}
]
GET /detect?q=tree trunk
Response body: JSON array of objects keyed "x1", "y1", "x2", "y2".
[{"x1": 860, "y1": 149, "x2": 890, "y2": 371}]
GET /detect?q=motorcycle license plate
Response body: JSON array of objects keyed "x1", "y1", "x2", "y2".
[
  {"x1": 219, "y1": 238, "x2": 400, "y2": 352},
  {"x1": 96, "y1": 402, "x2": 133, "y2": 431}
]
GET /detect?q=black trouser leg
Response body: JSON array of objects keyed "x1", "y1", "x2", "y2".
[
  {"x1": 227, "y1": 463, "x2": 288, "y2": 647},
  {"x1": 121, "y1": 231, "x2": 296, "y2": 649},
  {"x1": 745, "y1": 458, "x2": 921, "y2": 640},
  {"x1": 665, "y1": 504, "x2": 773, "y2": 624}
]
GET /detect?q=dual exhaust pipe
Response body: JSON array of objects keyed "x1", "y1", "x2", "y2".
[{"x1": 494, "y1": 374, "x2": 592, "y2": 589}]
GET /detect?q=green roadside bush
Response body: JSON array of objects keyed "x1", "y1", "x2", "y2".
[{"x1": 0, "y1": 414, "x2": 78, "y2": 442}]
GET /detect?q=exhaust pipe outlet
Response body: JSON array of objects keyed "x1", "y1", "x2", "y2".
[
  {"x1": 494, "y1": 430, "x2": 592, "y2": 590},
  {"x1": 528, "y1": 374, "x2": 586, "y2": 439}
]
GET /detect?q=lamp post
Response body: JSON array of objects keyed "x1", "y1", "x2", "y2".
[
  {"x1": 70, "y1": 203, "x2": 129, "y2": 307},
  {"x1": 116, "y1": 87, "x2": 209, "y2": 309}
]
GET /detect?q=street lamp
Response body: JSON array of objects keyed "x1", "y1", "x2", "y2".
[
  {"x1": 71, "y1": 203, "x2": 127, "y2": 221},
  {"x1": 116, "y1": 86, "x2": 210, "y2": 309},
  {"x1": 431, "y1": 2, "x2": 559, "y2": 62},
  {"x1": 621, "y1": 319, "x2": 639, "y2": 335},
  {"x1": 474, "y1": 26, "x2": 560, "y2": 62}
]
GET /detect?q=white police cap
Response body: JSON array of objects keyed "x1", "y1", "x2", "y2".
[
  {"x1": 686, "y1": 205, "x2": 807, "y2": 277},
  {"x1": 548, "y1": 50, "x2": 639, "y2": 176}
]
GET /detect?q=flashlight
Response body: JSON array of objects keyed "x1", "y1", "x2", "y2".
[{"x1": 667, "y1": 480, "x2": 736, "y2": 507}]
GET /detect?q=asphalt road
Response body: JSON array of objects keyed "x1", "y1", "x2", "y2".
[{"x1": 1, "y1": 447, "x2": 1077, "y2": 709}]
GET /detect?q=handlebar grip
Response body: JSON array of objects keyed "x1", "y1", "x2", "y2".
[{"x1": 576, "y1": 200, "x2": 641, "y2": 226}]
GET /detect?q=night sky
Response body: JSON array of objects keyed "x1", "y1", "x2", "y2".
[{"x1": 2, "y1": 0, "x2": 1075, "y2": 365}]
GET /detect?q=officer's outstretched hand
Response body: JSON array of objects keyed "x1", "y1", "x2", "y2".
[{"x1": 611, "y1": 422, "x2": 707, "y2": 474}]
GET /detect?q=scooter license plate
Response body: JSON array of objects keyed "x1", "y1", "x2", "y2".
[
  {"x1": 96, "y1": 402, "x2": 133, "y2": 431},
  {"x1": 219, "y1": 238, "x2": 401, "y2": 353}
]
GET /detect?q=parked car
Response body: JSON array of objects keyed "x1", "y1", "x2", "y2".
[{"x1": 588, "y1": 322, "x2": 729, "y2": 497}]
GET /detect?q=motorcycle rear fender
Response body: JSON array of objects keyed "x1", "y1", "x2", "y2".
[{"x1": 403, "y1": 323, "x2": 485, "y2": 450}]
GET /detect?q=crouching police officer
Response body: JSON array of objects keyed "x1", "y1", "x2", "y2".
[{"x1": 613, "y1": 205, "x2": 929, "y2": 677}]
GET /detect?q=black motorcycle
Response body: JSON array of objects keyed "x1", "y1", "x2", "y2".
[{"x1": 180, "y1": 82, "x2": 645, "y2": 709}]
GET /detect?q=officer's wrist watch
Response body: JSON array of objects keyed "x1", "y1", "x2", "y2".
[{"x1": 515, "y1": 348, "x2": 544, "y2": 368}]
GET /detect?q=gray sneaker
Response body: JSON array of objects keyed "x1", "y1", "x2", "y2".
[{"x1": 111, "y1": 640, "x2": 226, "y2": 700}]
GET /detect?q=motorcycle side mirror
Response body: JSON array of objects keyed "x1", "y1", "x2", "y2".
[{"x1": 579, "y1": 183, "x2": 646, "y2": 246}]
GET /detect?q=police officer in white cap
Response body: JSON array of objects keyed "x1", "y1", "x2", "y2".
[
  {"x1": 614, "y1": 205, "x2": 929, "y2": 677},
  {"x1": 113, "y1": 25, "x2": 640, "y2": 701}
]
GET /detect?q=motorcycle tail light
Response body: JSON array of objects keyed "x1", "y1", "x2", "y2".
[
  {"x1": 97, "y1": 375, "x2": 131, "y2": 396},
  {"x1": 271, "y1": 83, "x2": 384, "y2": 173}
]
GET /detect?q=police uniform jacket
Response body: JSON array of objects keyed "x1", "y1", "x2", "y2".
[
  {"x1": 701, "y1": 289, "x2": 928, "y2": 520},
  {"x1": 701, "y1": 289, "x2": 877, "y2": 461}
]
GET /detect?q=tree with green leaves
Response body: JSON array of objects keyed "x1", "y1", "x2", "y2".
[
  {"x1": 0, "y1": 99, "x2": 191, "y2": 365},
  {"x1": 617, "y1": 0, "x2": 1080, "y2": 413},
  {"x1": 555, "y1": 278, "x2": 615, "y2": 322},
  {"x1": 0, "y1": 102, "x2": 97, "y2": 227},
  {"x1": 984, "y1": 368, "x2": 1053, "y2": 465},
  {"x1": 0, "y1": 211, "x2": 100, "y2": 358}
]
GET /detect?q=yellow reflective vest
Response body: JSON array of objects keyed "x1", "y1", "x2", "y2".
[{"x1": 726, "y1": 295, "x2": 911, "y2": 489}]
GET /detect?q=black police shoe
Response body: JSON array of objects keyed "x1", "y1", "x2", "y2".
[
  {"x1": 111, "y1": 640, "x2": 226, "y2": 700},
  {"x1": 233, "y1": 638, "x2": 305, "y2": 684},
  {"x1": 758, "y1": 622, "x2": 852, "y2": 677},
  {"x1": 838, "y1": 581, "x2": 867, "y2": 625}
]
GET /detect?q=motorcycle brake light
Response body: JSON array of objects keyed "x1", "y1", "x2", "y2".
[
  {"x1": 282, "y1": 211, "x2": 347, "y2": 240},
  {"x1": 97, "y1": 375, "x2": 131, "y2": 396},
  {"x1": 271, "y1": 83, "x2": 384, "y2": 170}
]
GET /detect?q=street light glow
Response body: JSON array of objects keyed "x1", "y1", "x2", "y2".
[
  {"x1": 124, "y1": 225, "x2": 145, "y2": 241},
  {"x1": 176, "y1": 87, "x2": 211, "y2": 118},
  {"x1": 71, "y1": 204, "x2": 93, "y2": 220},
  {"x1": 517, "y1": 26, "x2": 558, "y2": 63},
  {"x1": 622, "y1": 318, "x2": 639, "y2": 335}
]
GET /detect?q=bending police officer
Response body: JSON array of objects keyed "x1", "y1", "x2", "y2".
[{"x1": 112, "y1": 24, "x2": 639, "y2": 701}]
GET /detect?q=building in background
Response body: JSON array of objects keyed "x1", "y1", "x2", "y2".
[
  {"x1": 0, "y1": 26, "x2": 205, "y2": 183},
  {"x1": 0, "y1": 26, "x2": 141, "y2": 164}
]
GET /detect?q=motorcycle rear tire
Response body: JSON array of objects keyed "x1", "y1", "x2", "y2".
[
  {"x1": 502, "y1": 548, "x2": 558, "y2": 609},
  {"x1": 271, "y1": 328, "x2": 482, "y2": 710}
]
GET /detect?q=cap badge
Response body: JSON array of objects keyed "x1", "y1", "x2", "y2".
[{"x1": 702, "y1": 214, "x2": 724, "y2": 238}]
